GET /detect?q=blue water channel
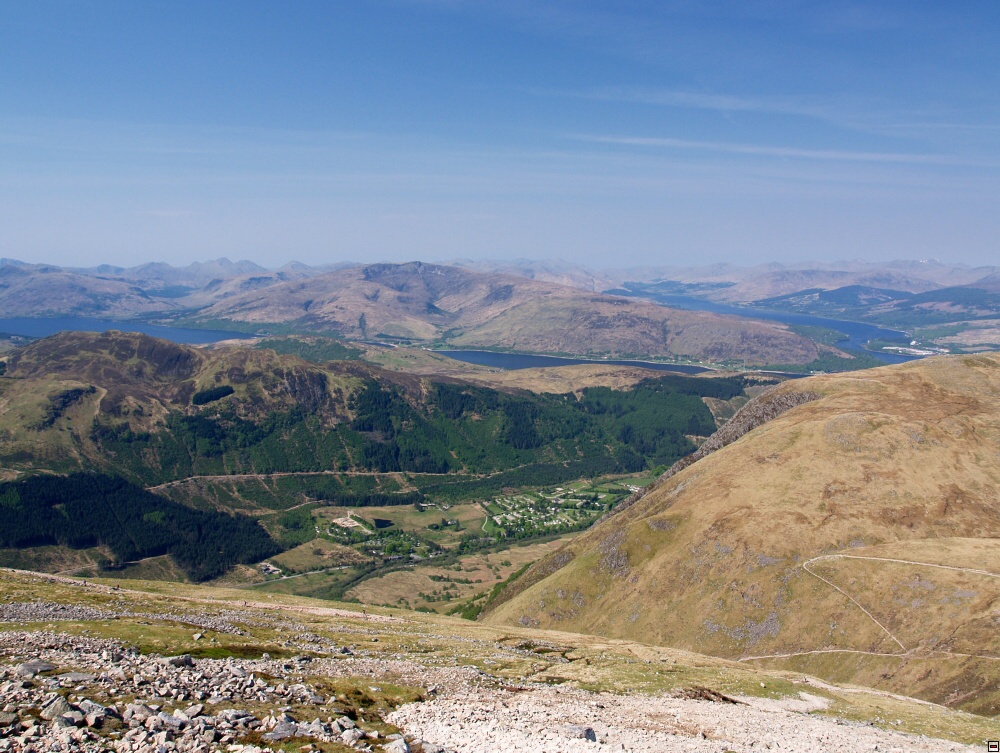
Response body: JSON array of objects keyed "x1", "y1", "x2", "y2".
[
  {"x1": 435, "y1": 294, "x2": 918, "y2": 372},
  {"x1": 0, "y1": 317, "x2": 250, "y2": 345},
  {"x1": 435, "y1": 350, "x2": 713, "y2": 374},
  {"x1": 633, "y1": 294, "x2": 918, "y2": 365},
  {"x1": 0, "y1": 296, "x2": 919, "y2": 370}
]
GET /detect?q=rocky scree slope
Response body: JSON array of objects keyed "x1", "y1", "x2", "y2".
[{"x1": 0, "y1": 568, "x2": 991, "y2": 753}]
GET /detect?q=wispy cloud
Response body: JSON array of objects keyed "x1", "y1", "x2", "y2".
[
  {"x1": 878, "y1": 122, "x2": 1000, "y2": 132},
  {"x1": 137, "y1": 209, "x2": 197, "y2": 218},
  {"x1": 535, "y1": 85, "x2": 1000, "y2": 149},
  {"x1": 574, "y1": 134, "x2": 996, "y2": 168},
  {"x1": 566, "y1": 86, "x2": 836, "y2": 120}
]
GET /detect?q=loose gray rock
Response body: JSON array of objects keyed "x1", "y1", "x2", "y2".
[
  {"x1": 57, "y1": 671, "x2": 96, "y2": 683},
  {"x1": 341, "y1": 727, "x2": 366, "y2": 743},
  {"x1": 51, "y1": 714, "x2": 76, "y2": 728},
  {"x1": 561, "y1": 723, "x2": 597, "y2": 741},
  {"x1": 76, "y1": 699, "x2": 107, "y2": 716},
  {"x1": 166, "y1": 653, "x2": 194, "y2": 668},
  {"x1": 16, "y1": 659, "x2": 55, "y2": 677},
  {"x1": 262, "y1": 720, "x2": 299, "y2": 741},
  {"x1": 39, "y1": 695, "x2": 73, "y2": 720}
]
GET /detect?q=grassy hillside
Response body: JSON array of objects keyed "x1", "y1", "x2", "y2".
[
  {"x1": 0, "y1": 331, "x2": 747, "y2": 484},
  {"x1": 0, "y1": 330, "x2": 753, "y2": 585},
  {"x1": 483, "y1": 354, "x2": 1000, "y2": 715}
]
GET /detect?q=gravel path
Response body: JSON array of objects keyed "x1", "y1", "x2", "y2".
[{"x1": 388, "y1": 683, "x2": 980, "y2": 753}]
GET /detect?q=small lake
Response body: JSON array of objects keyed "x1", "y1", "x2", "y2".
[
  {"x1": 632, "y1": 294, "x2": 918, "y2": 365},
  {"x1": 0, "y1": 317, "x2": 251, "y2": 345},
  {"x1": 435, "y1": 350, "x2": 712, "y2": 374}
]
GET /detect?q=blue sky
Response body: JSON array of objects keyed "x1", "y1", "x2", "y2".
[{"x1": 1, "y1": 1, "x2": 998, "y2": 268}]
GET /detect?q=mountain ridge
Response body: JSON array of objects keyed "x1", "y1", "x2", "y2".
[
  {"x1": 195, "y1": 261, "x2": 824, "y2": 365},
  {"x1": 483, "y1": 353, "x2": 1000, "y2": 715}
]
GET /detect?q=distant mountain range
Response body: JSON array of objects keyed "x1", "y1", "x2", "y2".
[
  {"x1": 3, "y1": 255, "x2": 999, "y2": 359},
  {"x1": 749, "y1": 284, "x2": 1000, "y2": 327},
  {"x1": 610, "y1": 259, "x2": 1000, "y2": 302},
  {"x1": 5, "y1": 255, "x2": 995, "y2": 310},
  {"x1": 0, "y1": 256, "x2": 341, "y2": 317},
  {"x1": 0, "y1": 258, "x2": 827, "y2": 366},
  {"x1": 191, "y1": 261, "x2": 823, "y2": 365}
]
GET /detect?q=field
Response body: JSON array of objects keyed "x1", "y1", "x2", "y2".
[
  {"x1": 314, "y1": 500, "x2": 483, "y2": 547},
  {"x1": 920, "y1": 319, "x2": 1000, "y2": 351},
  {"x1": 346, "y1": 538, "x2": 570, "y2": 612},
  {"x1": 173, "y1": 472, "x2": 646, "y2": 610},
  {"x1": 454, "y1": 363, "x2": 676, "y2": 393},
  {"x1": 233, "y1": 474, "x2": 638, "y2": 606},
  {"x1": 270, "y1": 538, "x2": 367, "y2": 573}
]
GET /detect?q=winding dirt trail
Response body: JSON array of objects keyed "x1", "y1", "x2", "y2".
[
  {"x1": 146, "y1": 469, "x2": 486, "y2": 491},
  {"x1": 740, "y1": 553, "x2": 1000, "y2": 663},
  {"x1": 801, "y1": 555, "x2": 907, "y2": 651}
]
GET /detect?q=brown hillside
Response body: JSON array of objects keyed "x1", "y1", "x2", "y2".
[
  {"x1": 483, "y1": 354, "x2": 1000, "y2": 714},
  {"x1": 0, "y1": 265, "x2": 175, "y2": 317},
  {"x1": 199, "y1": 261, "x2": 820, "y2": 365}
]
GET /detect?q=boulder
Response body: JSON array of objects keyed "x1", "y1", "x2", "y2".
[
  {"x1": 58, "y1": 672, "x2": 96, "y2": 684},
  {"x1": 262, "y1": 720, "x2": 300, "y2": 741},
  {"x1": 341, "y1": 728, "x2": 365, "y2": 744},
  {"x1": 561, "y1": 724, "x2": 597, "y2": 741},
  {"x1": 39, "y1": 696, "x2": 73, "y2": 721},
  {"x1": 16, "y1": 660, "x2": 55, "y2": 678}
]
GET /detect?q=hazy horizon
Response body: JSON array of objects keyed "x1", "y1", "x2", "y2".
[
  {"x1": 3, "y1": 2, "x2": 998, "y2": 269},
  {"x1": 4, "y1": 253, "x2": 997, "y2": 276}
]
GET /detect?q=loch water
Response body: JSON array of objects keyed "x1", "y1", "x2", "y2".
[{"x1": 0, "y1": 317, "x2": 250, "y2": 345}]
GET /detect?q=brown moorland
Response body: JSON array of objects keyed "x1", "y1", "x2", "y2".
[
  {"x1": 197, "y1": 261, "x2": 823, "y2": 365},
  {"x1": 483, "y1": 354, "x2": 1000, "y2": 715}
]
